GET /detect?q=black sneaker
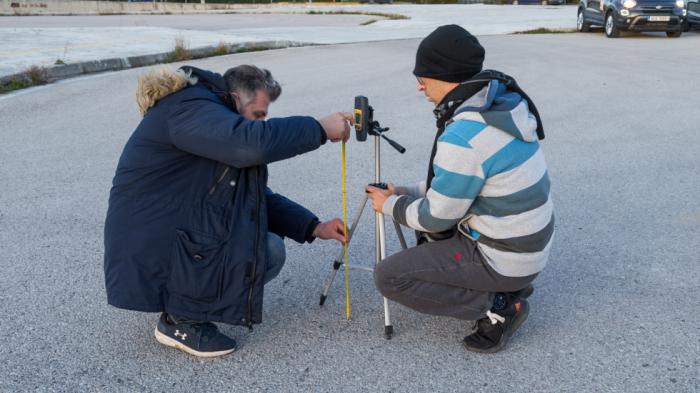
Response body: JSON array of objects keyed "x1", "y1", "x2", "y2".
[
  {"x1": 491, "y1": 284, "x2": 534, "y2": 310},
  {"x1": 512, "y1": 284, "x2": 534, "y2": 300},
  {"x1": 462, "y1": 298, "x2": 530, "y2": 354},
  {"x1": 154, "y1": 313, "x2": 236, "y2": 358}
]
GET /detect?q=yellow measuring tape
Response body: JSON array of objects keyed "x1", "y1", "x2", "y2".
[{"x1": 342, "y1": 141, "x2": 350, "y2": 320}]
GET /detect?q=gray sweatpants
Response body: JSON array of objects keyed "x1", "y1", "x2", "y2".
[{"x1": 374, "y1": 233, "x2": 536, "y2": 322}]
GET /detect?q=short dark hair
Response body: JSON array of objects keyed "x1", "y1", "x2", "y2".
[{"x1": 223, "y1": 65, "x2": 281, "y2": 105}]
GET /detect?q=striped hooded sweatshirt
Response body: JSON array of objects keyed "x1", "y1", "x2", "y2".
[{"x1": 383, "y1": 80, "x2": 554, "y2": 278}]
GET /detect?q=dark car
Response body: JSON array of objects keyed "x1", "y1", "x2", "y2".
[
  {"x1": 683, "y1": 0, "x2": 700, "y2": 30},
  {"x1": 577, "y1": 0, "x2": 685, "y2": 37}
]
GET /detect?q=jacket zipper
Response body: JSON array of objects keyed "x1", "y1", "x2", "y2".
[
  {"x1": 208, "y1": 166, "x2": 231, "y2": 196},
  {"x1": 246, "y1": 166, "x2": 260, "y2": 330}
]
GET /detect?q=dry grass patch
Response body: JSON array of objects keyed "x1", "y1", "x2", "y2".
[
  {"x1": 513, "y1": 27, "x2": 577, "y2": 34},
  {"x1": 166, "y1": 38, "x2": 192, "y2": 63}
]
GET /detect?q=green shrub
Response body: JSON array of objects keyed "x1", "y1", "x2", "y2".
[{"x1": 0, "y1": 79, "x2": 30, "y2": 94}]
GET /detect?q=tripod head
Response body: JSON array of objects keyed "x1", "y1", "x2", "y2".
[{"x1": 353, "y1": 96, "x2": 406, "y2": 154}]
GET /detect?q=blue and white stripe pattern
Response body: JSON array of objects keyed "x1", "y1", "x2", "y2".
[{"x1": 384, "y1": 81, "x2": 553, "y2": 277}]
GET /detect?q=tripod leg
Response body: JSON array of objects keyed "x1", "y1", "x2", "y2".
[
  {"x1": 392, "y1": 219, "x2": 408, "y2": 251},
  {"x1": 319, "y1": 195, "x2": 368, "y2": 306},
  {"x1": 383, "y1": 298, "x2": 393, "y2": 339},
  {"x1": 376, "y1": 211, "x2": 394, "y2": 339}
]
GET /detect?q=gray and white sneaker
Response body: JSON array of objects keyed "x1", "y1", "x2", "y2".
[{"x1": 154, "y1": 313, "x2": 236, "y2": 358}]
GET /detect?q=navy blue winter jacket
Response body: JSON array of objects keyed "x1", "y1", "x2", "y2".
[{"x1": 104, "y1": 67, "x2": 326, "y2": 326}]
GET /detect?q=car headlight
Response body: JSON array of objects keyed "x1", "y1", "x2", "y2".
[
  {"x1": 623, "y1": 0, "x2": 637, "y2": 8},
  {"x1": 676, "y1": 0, "x2": 685, "y2": 7}
]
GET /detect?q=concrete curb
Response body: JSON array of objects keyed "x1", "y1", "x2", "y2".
[{"x1": 0, "y1": 40, "x2": 315, "y2": 89}]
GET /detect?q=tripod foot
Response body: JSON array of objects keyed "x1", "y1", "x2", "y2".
[
  {"x1": 384, "y1": 325, "x2": 393, "y2": 340},
  {"x1": 319, "y1": 294, "x2": 327, "y2": 306}
]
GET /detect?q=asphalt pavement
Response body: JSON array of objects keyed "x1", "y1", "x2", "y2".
[
  {"x1": 0, "y1": 4, "x2": 575, "y2": 77},
  {"x1": 0, "y1": 33, "x2": 699, "y2": 392}
]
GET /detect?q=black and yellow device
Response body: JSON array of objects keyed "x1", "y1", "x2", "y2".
[
  {"x1": 354, "y1": 96, "x2": 371, "y2": 142},
  {"x1": 320, "y1": 96, "x2": 407, "y2": 339},
  {"x1": 351, "y1": 95, "x2": 405, "y2": 153}
]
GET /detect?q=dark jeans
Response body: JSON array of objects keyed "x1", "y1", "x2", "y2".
[
  {"x1": 374, "y1": 233, "x2": 536, "y2": 321},
  {"x1": 264, "y1": 233, "x2": 286, "y2": 285}
]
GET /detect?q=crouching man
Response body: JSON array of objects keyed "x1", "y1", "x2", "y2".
[
  {"x1": 104, "y1": 65, "x2": 351, "y2": 357},
  {"x1": 366, "y1": 25, "x2": 553, "y2": 353}
]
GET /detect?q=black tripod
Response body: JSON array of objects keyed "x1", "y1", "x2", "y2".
[{"x1": 319, "y1": 114, "x2": 407, "y2": 339}]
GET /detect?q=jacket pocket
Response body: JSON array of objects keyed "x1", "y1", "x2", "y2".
[{"x1": 167, "y1": 228, "x2": 227, "y2": 303}]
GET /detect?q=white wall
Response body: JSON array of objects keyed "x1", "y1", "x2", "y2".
[{"x1": 0, "y1": 0, "x2": 284, "y2": 16}]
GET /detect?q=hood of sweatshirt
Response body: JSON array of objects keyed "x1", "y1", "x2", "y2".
[{"x1": 452, "y1": 80, "x2": 539, "y2": 143}]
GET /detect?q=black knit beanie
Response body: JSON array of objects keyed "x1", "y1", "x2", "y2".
[{"x1": 413, "y1": 25, "x2": 485, "y2": 83}]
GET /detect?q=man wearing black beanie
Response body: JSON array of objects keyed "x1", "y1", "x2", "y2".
[
  {"x1": 366, "y1": 25, "x2": 552, "y2": 353},
  {"x1": 412, "y1": 24, "x2": 485, "y2": 83}
]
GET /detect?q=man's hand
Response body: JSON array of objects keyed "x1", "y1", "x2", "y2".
[
  {"x1": 319, "y1": 112, "x2": 354, "y2": 143},
  {"x1": 366, "y1": 183, "x2": 395, "y2": 213},
  {"x1": 312, "y1": 218, "x2": 346, "y2": 243}
]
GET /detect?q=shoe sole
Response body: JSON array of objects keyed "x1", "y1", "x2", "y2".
[
  {"x1": 463, "y1": 301, "x2": 530, "y2": 354},
  {"x1": 154, "y1": 328, "x2": 236, "y2": 358}
]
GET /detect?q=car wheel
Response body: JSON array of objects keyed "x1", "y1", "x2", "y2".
[
  {"x1": 577, "y1": 9, "x2": 592, "y2": 32},
  {"x1": 666, "y1": 30, "x2": 682, "y2": 37},
  {"x1": 605, "y1": 12, "x2": 620, "y2": 37}
]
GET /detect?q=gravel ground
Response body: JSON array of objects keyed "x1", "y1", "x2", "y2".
[{"x1": 0, "y1": 33, "x2": 698, "y2": 392}]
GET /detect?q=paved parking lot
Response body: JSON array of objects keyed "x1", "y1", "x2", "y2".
[{"x1": 1, "y1": 32, "x2": 698, "y2": 392}]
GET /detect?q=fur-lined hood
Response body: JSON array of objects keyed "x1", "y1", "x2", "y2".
[
  {"x1": 136, "y1": 68, "x2": 198, "y2": 116},
  {"x1": 136, "y1": 66, "x2": 233, "y2": 116}
]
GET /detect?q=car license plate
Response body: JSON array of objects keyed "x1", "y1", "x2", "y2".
[{"x1": 648, "y1": 16, "x2": 671, "y2": 21}]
